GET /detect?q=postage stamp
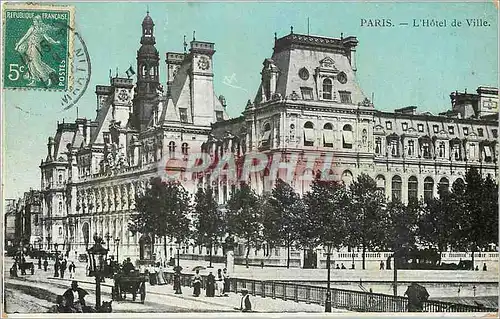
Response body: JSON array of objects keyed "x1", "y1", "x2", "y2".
[{"x1": 2, "y1": 3, "x2": 74, "y2": 91}]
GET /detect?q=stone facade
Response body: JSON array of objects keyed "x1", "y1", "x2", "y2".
[{"x1": 39, "y1": 14, "x2": 498, "y2": 264}]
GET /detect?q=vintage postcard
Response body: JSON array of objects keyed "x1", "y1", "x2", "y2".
[{"x1": 1, "y1": 1, "x2": 498, "y2": 318}]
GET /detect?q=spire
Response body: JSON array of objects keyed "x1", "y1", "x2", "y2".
[{"x1": 141, "y1": 11, "x2": 155, "y2": 45}]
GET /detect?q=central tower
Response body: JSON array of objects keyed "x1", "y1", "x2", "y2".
[{"x1": 133, "y1": 11, "x2": 160, "y2": 130}]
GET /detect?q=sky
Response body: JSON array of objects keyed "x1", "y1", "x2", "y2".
[{"x1": 2, "y1": 1, "x2": 498, "y2": 199}]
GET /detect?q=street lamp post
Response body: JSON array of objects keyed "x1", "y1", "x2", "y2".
[
  {"x1": 177, "y1": 242, "x2": 181, "y2": 268},
  {"x1": 87, "y1": 235, "x2": 108, "y2": 309},
  {"x1": 105, "y1": 232, "x2": 111, "y2": 251},
  {"x1": 115, "y1": 237, "x2": 120, "y2": 263},
  {"x1": 325, "y1": 242, "x2": 333, "y2": 312}
]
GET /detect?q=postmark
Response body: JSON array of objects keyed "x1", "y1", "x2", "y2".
[{"x1": 3, "y1": 3, "x2": 75, "y2": 91}]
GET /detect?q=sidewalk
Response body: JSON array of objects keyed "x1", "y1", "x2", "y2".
[{"x1": 6, "y1": 258, "x2": 336, "y2": 313}]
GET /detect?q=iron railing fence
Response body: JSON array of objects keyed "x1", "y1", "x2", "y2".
[{"x1": 161, "y1": 271, "x2": 496, "y2": 312}]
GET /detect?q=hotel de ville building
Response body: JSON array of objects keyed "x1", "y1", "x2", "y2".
[{"x1": 38, "y1": 13, "x2": 498, "y2": 268}]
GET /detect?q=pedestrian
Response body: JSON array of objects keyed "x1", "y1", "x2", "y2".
[
  {"x1": 173, "y1": 268, "x2": 182, "y2": 294},
  {"x1": 10, "y1": 262, "x2": 18, "y2": 277},
  {"x1": 223, "y1": 268, "x2": 230, "y2": 296},
  {"x1": 475, "y1": 265, "x2": 479, "y2": 271},
  {"x1": 483, "y1": 263, "x2": 487, "y2": 271},
  {"x1": 54, "y1": 258, "x2": 60, "y2": 277},
  {"x1": 43, "y1": 258, "x2": 48, "y2": 271},
  {"x1": 192, "y1": 270, "x2": 202, "y2": 297},
  {"x1": 238, "y1": 288, "x2": 252, "y2": 312},
  {"x1": 215, "y1": 268, "x2": 224, "y2": 297},
  {"x1": 206, "y1": 271, "x2": 215, "y2": 297},
  {"x1": 63, "y1": 281, "x2": 88, "y2": 313},
  {"x1": 380, "y1": 261, "x2": 385, "y2": 270},
  {"x1": 341, "y1": 263, "x2": 346, "y2": 269},
  {"x1": 68, "y1": 261, "x2": 76, "y2": 279},
  {"x1": 48, "y1": 295, "x2": 72, "y2": 313},
  {"x1": 38, "y1": 257, "x2": 42, "y2": 269},
  {"x1": 336, "y1": 264, "x2": 340, "y2": 269},
  {"x1": 60, "y1": 259, "x2": 67, "y2": 279}
]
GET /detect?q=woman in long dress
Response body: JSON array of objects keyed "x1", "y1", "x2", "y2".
[
  {"x1": 14, "y1": 15, "x2": 60, "y2": 86},
  {"x1": 192, "y1": 270, "x2": 201, "y2": 297}
]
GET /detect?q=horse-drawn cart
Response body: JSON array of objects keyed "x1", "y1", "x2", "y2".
[
  {"x1": 19, "y1": 261, "x2": 34, "y2": 275},
  {"x1": 112, "y1": 272, "x2": 147, "y2": 303}
]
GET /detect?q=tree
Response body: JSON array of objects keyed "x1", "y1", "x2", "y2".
[
  {"x1": 482, "y1": 174, "x2": 498, "y2": 246},
  {"x1": 347, "y1": 174, "x2": 387, "y2": 270},
  {"x1": 263, "y1": 179, "x2": 304, "y2": 268},
  {"x1": 226, "y1": 182, "x2": 262, "y2": 268},
  {"x1": 128, "y1": 178, "x2": 191, "y2": 262},
  {"x1": 303, "y1": 174, "x2": 350, "y2": 257},
  {"x1": 192, "y1": 186, "x2": 224, "y2": 267},
  {"x1": 418, "y1": 188, "x2": 456, "y2": 262},
  {"x1": 385, "y1": 200, "x2": 421, "y2": 266},
  {"x1": 455, "y1": 168, "x2": 497, "y2": 268}
]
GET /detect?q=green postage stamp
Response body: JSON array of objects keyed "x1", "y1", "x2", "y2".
[{"x1": 3, "y1": 3, "x2": 74, "y2": 90}]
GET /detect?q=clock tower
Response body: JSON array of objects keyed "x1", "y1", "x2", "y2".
[
  {"x1": 133, "y1": 11, "x2": 160, "y2": 130},
  {"x1": 189, "y1": 40, "x2": 217, "y2": 126}
]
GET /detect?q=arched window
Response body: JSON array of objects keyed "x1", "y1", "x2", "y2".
[
  {"x1": 362, "y1": 129, "x2": 367, "y2": 145},
  {"x1": 424, "y1": 177, "x2": 434, "y2": 201},
  {"x1": 438, "y1": 177, "x2": 449, "y2": 195},
  {"x1": 168, "y1": 141, "x2": 176, "y2": 157},
  {"x1": 391, "y1": 176, "x2": 402, "y2": 202},
  {"x1": 58, "y1": 174, "x2": 63, "y2": 184},
  {"x1": 342, "y1": 124, "x2": 353, "y2": 149},
  {"x1": 58, "y1": 201, "x2": 63, "y2": 214},
  {"x1": 341, "y1": 170, "x2": 353, "y2": 187},
  {"x1": 376, "y1": 175, "x2": 386, "y2": 193},
  {"x1": 181, "y1": 142, "x2": 189, "y2": 155},
  {"x1": 59, "y1": 226, "x2": 63, "y2": 236},
  {"x1": 303, "y1": 121, "x2": 315, "y2": 146},
  {"x1": 261, "y1": 123, "x2": 272, "y2": 147},
  {"x1": 408, "y1": 176, "x2": 418, "y2": 201},
  {"x1": 323, "y1": 123, "x2": 334, "y2": 147},
  {"x1": 322, "y1": 78, "x2": 333, "y2": 100}
]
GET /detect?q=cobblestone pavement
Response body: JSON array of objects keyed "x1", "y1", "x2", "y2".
[{"x1": 4, "y1": 257, "x2": 334, "y2": 313}]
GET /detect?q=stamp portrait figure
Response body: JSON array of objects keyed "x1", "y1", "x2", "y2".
[{"x1": 15, "y1": 15, "x2": 60, "y2": 86}]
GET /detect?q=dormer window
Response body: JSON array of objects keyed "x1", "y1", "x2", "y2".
[
  {"x1": 418, "y1": 124, "x2": 424, "y2": 132},
  {"x1": 179, "y1": 108, "x2": 188, "y2": 123},
  {"x1": 216, "y1": 111, "x2": 224, "y2": 122},
  {"x1": 339, "y1": 91, "x2": 352, "y2": 104},
  {"x1": 300, "y1": 87, "x2": 313, "y2": 100},
  {"x1": 433, "y1": 125, "x2": 439, "y2": 133},
  {"x1": 322, "y1": 78, "x2": 333, "y2": 100},
  {"x1": 402, "y1": 122, "x2": 408, "y2": 131},
  {"x1": 463, "y1": 127, "x2": 469, "y2": 135}
]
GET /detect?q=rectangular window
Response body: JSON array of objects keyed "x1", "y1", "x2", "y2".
[
  {"x1": 215, "y1": 111, "x2": 224, "y2": 122},
  {"x1": 179, "y1": 108, "x2": 188, "y2": 123},
  {"x1": 402, "y1": 122, "x2": 408, "y2": 131},
  {"x1": 339, "y1": 91, "x2": 352, "y2": 104},
  {"x1": 463, "y1": 127, "x2": 469, "y2": 135},
  {"x1": 484, "y1": 145, "x2": 493, "y2": 162},
  {"x1": 492, "y1": 129, "x2": 498, "y2": 138},
  {"x1": 448, "y1": 126, "x2": 455, "y2": 135},
  {"x1": 418, "y1": 124, "x2": 424, "y2": 132},
  {"x1": 386, "y1": 121, "x2": 392, "y2": 130},
  {"x1": 478, "y1": 128, "x2": 484, "y2": 137},
  {"x1": 433, "y1": 125, "x2": 439, "y2": 133},
  {"x1": 300, "y1": 87, "x2": 313, "y2": 100}
]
